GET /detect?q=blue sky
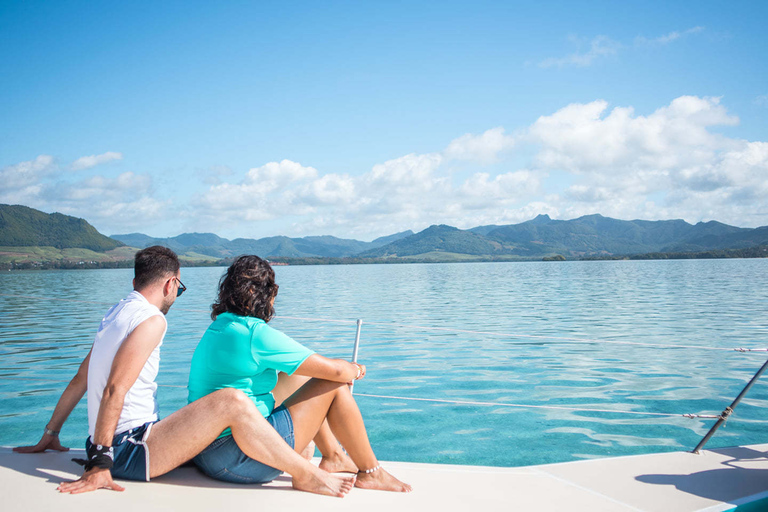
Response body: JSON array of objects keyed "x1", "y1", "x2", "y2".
[{"x1": 1, "y1": 1, "x2": 767, "y2": 240}]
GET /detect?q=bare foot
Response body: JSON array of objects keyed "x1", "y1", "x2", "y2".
[
  {"x1": 355, "y1": 467, "x2": 412, "y2": 493},
  {"x1": 319, "y1": 450, "x2": 358, "y2": 474},
  {"x1": 292, "y1": 467, "x2": 356, "y2": 498}
]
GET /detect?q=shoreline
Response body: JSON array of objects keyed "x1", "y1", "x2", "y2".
[{"x1": 2, "y1": 244, "x2": 767, "y2": 271}]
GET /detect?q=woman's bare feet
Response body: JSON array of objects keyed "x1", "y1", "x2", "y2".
[
  {"x1": 319, "y1": 450, "x2": 358, "y2": 474},
  {"x1": 355, "y1": 467, "x2": 412, "y2": 492},
  {"x1": 292, "y1": 467, "x2": 356, "y2": 497}
]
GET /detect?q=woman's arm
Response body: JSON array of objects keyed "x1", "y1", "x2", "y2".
[{"x1": 293, "y1": 354, "x2": 366, "y2": 383}]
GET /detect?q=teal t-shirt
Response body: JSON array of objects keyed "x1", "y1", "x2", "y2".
[{"x1": 187, "y1": 312, "x2": 314, "y2": 437}]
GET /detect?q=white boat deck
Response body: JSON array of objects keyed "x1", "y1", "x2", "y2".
[{"x1": 2, "y1": 444, "x2": 767, "y2": 512}]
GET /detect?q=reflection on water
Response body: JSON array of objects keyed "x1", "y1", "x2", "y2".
[{"x1": 1, "y1": 259, "x2": 767, "y2": 467}]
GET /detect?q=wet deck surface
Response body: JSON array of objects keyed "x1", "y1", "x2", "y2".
[{"x1": 2, "y1": 444, "x2": 767, "y2": 511}]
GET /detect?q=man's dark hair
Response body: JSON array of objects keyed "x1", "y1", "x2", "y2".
[
  {"x1": 134, "y1": 246, "x2": 180, "y2": 290},
  {"x1": 211, "y1": 255, "x2": 277, "y2": 322}
]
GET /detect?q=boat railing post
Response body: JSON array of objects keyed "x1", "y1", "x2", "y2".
[
  {"x1": 692, "y1": 356, "x2": 768, "y2": 454},
  {"x1": 349, "y1": 319, "x2": 362, "y2": 394}
]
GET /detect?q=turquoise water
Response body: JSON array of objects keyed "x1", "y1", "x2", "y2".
[{"x1": 1, "y1": 259, "x2": 767, "y2": 467}]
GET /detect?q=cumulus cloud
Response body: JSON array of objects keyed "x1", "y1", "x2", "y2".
[
  {"x1": 538, "y1": 35, "x2": 621, "y2": 68},
  {"x1": 191, "y1": 95, "x2": 768, "y2": 238},
  {"x1": 444, "y1": 127, "x2": 515, "y2": 163},
  {"x1": 200, "y1": 160, "x2": 321, "y2": 222},
  {"x1": 0, "y1": 155, "x2": 56, "y2": 191},
  {"x1": 457, "y1": 171, "x2": 541, "y2": 209},
  {"x1": 527, "y1": 96, "x2": 768, "y2": 227},
  {"x1": 9, "y1": 96, "x2": 768, "y2": 240},
  {"x1": 71, "y1": 151, "x2": 123, "y2": 170},
  {"x1": 0, "y1": 154, "x2": 168, "y2": 233},
  {"x1": 530, "y1": 96, "x2": 738, "y2": 174}
]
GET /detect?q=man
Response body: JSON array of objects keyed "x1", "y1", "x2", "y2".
[{"x1": 15, "y1": 246, "x2": 353, "y2": 497}]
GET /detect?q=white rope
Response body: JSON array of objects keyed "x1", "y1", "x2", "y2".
[
  {"x1": 358, "y1": 321, "x2": 749, "y2": 352},
  {"x1": 0, "y1": 375, "x2": 728, "y2": 419},
  {"x1": 353, "y1": 392, "x2": 710, "y2": 419}
]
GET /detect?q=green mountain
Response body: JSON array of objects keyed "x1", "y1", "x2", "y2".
[
  {"x1": 387, "y1": 214, "x2": 766, "y2": 258},
  {"x1": 0, "y1": 204, "x2": 123, "y2": 252},
  {"x1": 463, "y1": 214, "x2": 761, "y2": 257},
  {"x1": 360, "y1": 225, "x2": 510, "y2": 257},
  {"x1": 111, "y1": 230, "x2": 415, "y2": 259}
]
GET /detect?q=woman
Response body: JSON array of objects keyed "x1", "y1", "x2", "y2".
[{"x1": 187, "y1": 255, "x2": 411, "y2": 492}]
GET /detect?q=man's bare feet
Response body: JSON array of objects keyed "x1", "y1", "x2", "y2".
[
  {"x1": 355, "y1": 467, "x2": 412, "y2": 492},
  {"x1": 292, "y1": 467, "x2": 355, "y2": 498},
  {"x1": 318, "y1": 450, "x2": 358, "y2": 474}
]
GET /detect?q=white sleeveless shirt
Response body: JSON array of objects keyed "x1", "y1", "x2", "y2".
[{"x1": 87, "y1": 290, "x2": 167, "y2": 437}]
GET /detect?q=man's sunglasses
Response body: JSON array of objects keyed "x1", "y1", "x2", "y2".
[{"x1": 175, "y1": 278, "x2": 187, "y2": 297}]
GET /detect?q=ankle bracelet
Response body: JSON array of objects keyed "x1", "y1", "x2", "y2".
[{"x1": 359, "y1": 464, "x2": 381, "y2": 474}]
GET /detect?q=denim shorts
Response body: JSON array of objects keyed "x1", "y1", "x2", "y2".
[
  {"x1": 85, "y1": 421, "x2": 157, "y2": 482},
  {"x1": 193, "y1": 405, "x2": 295, "y2": 484}
]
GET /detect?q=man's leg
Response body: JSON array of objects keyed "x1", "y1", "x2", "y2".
[{"x1": 145, "y1": 388, "x2": 354, "y2": 497}]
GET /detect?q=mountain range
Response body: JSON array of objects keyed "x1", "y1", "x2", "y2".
[
  {"x1": 111, "y1": 230, "x2": 415, "y2": 259},
  {"x1": 3, "y1": 204, "x2": 768, "y2": 264},
  {"x1": 113, "y1": 213, "x2": 768, "y2": 260}
]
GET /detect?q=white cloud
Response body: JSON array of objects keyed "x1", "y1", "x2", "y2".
[
  {"x1": 0, "y1": 154, "x2": 168, "y2": 233},
  {"x1": 539, "y1": 27, "x2": 704, "y2": 70},
  {"x1": 199, "y1": 160, "x2": 321, "y2": 222},
  {"x1": 9, "y1": 95, "x2": 768, "y2": 240},
  {"x1": 191, "y1": 96, "x2": 768, "y2": 238},
  {"x1": 71, "y1": 151, "x2": 123, "y2": 170},
  {"x1": 635, "y1": 26, "x2": 704, "y2": 46},
  {"x1": 297, "y1": 173, "x2": 356, "y2": 206},
  {"x1": 755, "y1": 94, "x2": 768, "y2": 107},
  {"x1": 526, "y1": 96, "x2": 768, "y2": 227},
  {"x1": 458, "y1": 171, "x2": 541, "y2": 210},
  {"x1": 0, "y1": 155, "x2": 56, "y2": 190},
  {"x1": 444, "y1": 127, "x2": 515, "y2": 163},
  {"x1": 530, "y1": 96, "x2": 738, "y2": 173},
  {"x1": 538, "y1": 35, "x2": 621, "y2": 68}
]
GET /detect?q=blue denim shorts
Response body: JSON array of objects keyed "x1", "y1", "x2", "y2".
[
  {"x1": 85, "y1": 421, "x2": 157, "y2": 482},
  {"x1": 193, "y1": 405, "x2": 295, "y2": 484}
]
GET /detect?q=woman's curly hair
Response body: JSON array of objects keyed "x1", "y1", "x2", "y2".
[{"x1": 211, "y1": 255, "x2": 278, "y2": 321}]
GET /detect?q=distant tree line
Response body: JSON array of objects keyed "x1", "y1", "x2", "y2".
[
  {"x1": 580, "y1": 245, "x2": 768, "y2": 261},
  {"x1": 4, "y1": 245, "x2": 767, "y2": 271}
]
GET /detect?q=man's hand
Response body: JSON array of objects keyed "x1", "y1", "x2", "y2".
[
  {"x1": 14, "y1": 433, "x2": 69, "y2": 453},
  {"x1": 57, "y1": 467, "x2": 125, "y2": 494}
]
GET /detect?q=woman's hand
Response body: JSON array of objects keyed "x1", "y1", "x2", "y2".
[{"x1": 295, "y1": 354, "x2": 367, "y2": 383}]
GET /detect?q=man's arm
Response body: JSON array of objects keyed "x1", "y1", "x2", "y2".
[
  {"x1": 14, "y1": 350, "x2": 92, "y2": 453},
  {"x1": 58, "y1": 315, "x2": 166, "y2": 494}
]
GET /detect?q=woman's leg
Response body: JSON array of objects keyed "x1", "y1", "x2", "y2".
[
  {"x1": 274, "y1": 372, "x2": 357, "y2": 473},
  {"x1": 284, "y1": 379, "x2": 411, "y2": 492}
]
